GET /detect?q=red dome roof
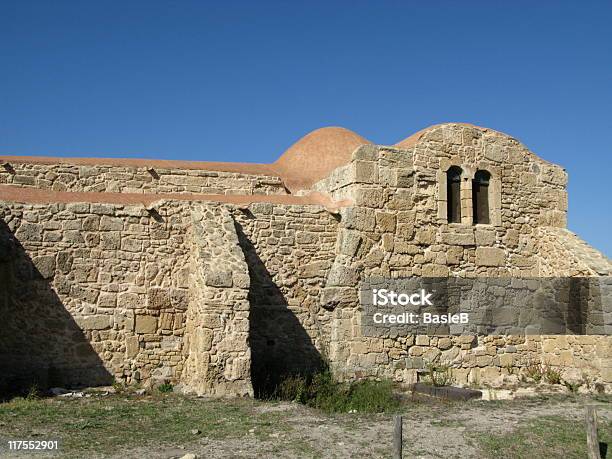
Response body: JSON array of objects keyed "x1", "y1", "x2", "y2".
[{"x1": 273, "y1": 127, "x2": 371, "y2": 192}]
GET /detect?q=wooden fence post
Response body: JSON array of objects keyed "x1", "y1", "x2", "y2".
[
  {"x1": 585, "y1": 405, "x2": 601, "y2": 459},
  {"x1": 393, "y1": 415, "x2": 402, "y2": 459}
]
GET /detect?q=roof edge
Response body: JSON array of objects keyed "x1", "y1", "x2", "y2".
[{"x1": 0, "y1": 155, "x2": 279, "y2": 177}]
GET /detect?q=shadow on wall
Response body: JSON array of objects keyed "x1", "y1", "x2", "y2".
[
  {"x1": 234, "y1": 222, "x2": 324, "y2": 398},
  {"x1": 0, "y1": 219, "x2": 113, "y2": 399}
]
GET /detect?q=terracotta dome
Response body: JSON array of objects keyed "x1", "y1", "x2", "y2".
[{"x1": 273, "y1": 127, "x2": 371, "y2": 192}]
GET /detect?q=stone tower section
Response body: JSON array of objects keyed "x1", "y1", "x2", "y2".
[
  {"x1": 180, "y1": 204, "x2": 252, "y2": 396},
  {"x1": 312, "y1": 124, "x2": 610, "y2": 385}
]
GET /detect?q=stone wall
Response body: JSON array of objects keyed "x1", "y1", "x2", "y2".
[
  {"x1": 232, "y1": 203, "x2": 338, "y2": 395},
  {"x1": 0, "y1": 200, "x2": 193, "y2": 391},
  {"x1": 0, "y1": 197, "x2": 339, "y2": 396},
  {"x1": 0, "y1": 162, "x2": 286, "y2": 195},
  {"x1": 332, "y1": 333, "x2": 611, "y2": 389},
  {"x1": 535, "y1": 226, "x2": 612, "y2": 277}
]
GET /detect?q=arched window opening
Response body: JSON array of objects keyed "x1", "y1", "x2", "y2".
[
  {"x1": 472, "y1": 170, "x2": 491, "y2": 224},
  {"x1": 446, "y1": 166, "x2": 462, "y2": 223}
]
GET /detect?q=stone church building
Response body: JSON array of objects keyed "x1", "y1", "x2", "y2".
[{"x1": 0, "y1": 123, "x2": 610, "y2": 396}]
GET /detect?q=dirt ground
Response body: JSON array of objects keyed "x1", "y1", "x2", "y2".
[
  {"x1": 120, "y1": 397, "x2": 611, "y2": 459},
  {"x1": 1, "y1": 393, "x2": 610, "y2": 459}
]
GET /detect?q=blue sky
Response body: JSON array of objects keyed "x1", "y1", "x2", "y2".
[{"x1": 1, "y1": 1, "x2": 610, "y2": 256}]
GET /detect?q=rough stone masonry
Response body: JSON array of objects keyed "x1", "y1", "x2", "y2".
[{"x1": 0, "y1": 123, "x2": 610, "y2": 396}]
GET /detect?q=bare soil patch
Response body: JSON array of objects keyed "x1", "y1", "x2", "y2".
[{"x1": 0, "y1": 392, "x2": 610, "y2": 458}]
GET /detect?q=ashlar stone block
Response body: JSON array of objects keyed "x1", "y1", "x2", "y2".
[
  {"x1": 99, "y1": 216, "x2": 123, "y2": 231},
  {"x1": 147, "y1": 287, "x2": 171, "y2": 309},
  {"x1": 375, "y1": 212, "x2": 396, "y2": 233},
  {"x1": 135, "y1": 315, "x2": 157, "y2": 334},
  {"x1": 474, "y1": 228, "x2": 496, "y2": 246},
  {"x1": 441, "y1": 232, "x2": 475, "y2": 246},
  {"x1": 118, "y1": 292, "x2": 142, "y2": 309},
  {"x1": 78, "y1": 315, "x2": 111, "y2": 331},
  {"x1": 33, "y1": 255, "x2": 56, "y2": 279},
  {"x1": 352, "y1": 161, "x2": 378, "y2": 184},
  {"x1": 343, "y1": 207, "x2": 375, "y2": 232},
  {"x1": 205, "y1": 271, "x2": 233, "y2": 288},
  {"x1": 125, "y1": 335, "x2": 140, "y2": 358},
  {"x1": 475, "y1": 247, "x2": 506, "y2": 267}
]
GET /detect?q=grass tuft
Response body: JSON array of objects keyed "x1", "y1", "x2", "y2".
[
  {"x1": 422, "y1": 363, "x2": 455, "y2": 387},
  {"x1": 562, "y1": 379, "x2": 583, "y2": 393},
  {"x1": 272, "y1": 370, "x2": 399, "y2": 413},
  {"x1": 25, "y1": 384, "x2": 41, "y2": 401},
  {"x1": 542, "y1": 366, "x2": 562, "y2": 385},
  {"x1": 524, "y1": 362, "x2": 544, "y2": 383},
  {"x1": 158, "y1": 383, "x2": 174, "y2": 393}
]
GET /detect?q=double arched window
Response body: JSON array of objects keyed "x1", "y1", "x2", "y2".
[
  {"x1": 472, "y1": 170, "x2": 491, "y2": 224},
  {"x1": 446, "y1": 166, "x2": 462, "y2": 223},
  {"x1": 445, "y1": 167, "x2": 492, "y2": 225}
]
